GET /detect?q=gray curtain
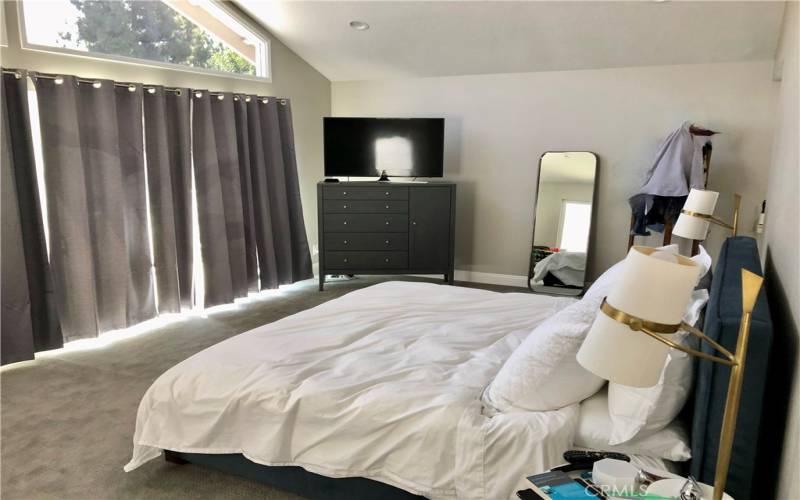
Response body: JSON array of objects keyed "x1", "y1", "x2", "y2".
[
  {"x1": 241, "y1": 96, "x2": 312, "y2": 289},
  {"x1": 232, "y1": 95, "x2": 259, "y2": 292},
  {"x1": 34, "y1": 76, "x2": 156, "y2": 341},
  {"x1": 276, "y1": 99, "x2": 313, "y2": 282},
  {"x1": 192, "y1": 91, "x2": 241, "y2": 307},
  {"x1": 1, "y1": 70, "x2": 62, "y2": 365},
  {"x1": 143, "y1": 86, "x2": 192, "y2": 313},
  {"x1": 192, "y1": 93, "x2": 312, "y2": 299}
]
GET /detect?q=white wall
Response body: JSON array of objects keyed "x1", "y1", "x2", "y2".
[
  {"x1": 333, "y1": 61, "x2": 778, "y2": 280},
  {"x1": 0, "y1": 1, "x2": 331, "y2": 260},
  {"x1": 765, "y1": 2, "x2": 800, "y2": 498}
]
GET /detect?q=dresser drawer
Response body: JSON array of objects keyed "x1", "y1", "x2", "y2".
[
  {"x1": 323, "y1": 214, "x2": 408, "y2": 232},
  {"x1": 324, "y1": 200, "x2": 408, "y2": 214},
  {"x1": 324, "y1": 233, "x2": 408, "y2": 251},
  {"x1": 325, "y1": 251, "x2": 408, "y2": 269},
  {"x1": 323, "y1": 186, "x2": 409, "y2": 200}
]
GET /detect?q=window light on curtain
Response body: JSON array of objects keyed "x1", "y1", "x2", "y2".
[{"x1": 0, "y1": 68, "x2": 313, "y2": 364}]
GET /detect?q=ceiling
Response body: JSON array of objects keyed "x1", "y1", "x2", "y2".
[
  {"x1": 237, "y1": 1, "x2": 785, "y2": 82},
  {"x1": 540, "y1": 152, "x2": 596, "y2": 184}
]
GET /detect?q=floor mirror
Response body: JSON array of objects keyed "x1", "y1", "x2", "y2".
[{"x1": 528, "y1": 152, "x2": 598, "y2": 296}]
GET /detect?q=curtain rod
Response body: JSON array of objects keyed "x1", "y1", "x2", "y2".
[{"x1": 3, "y1": 68, "x2": 288, "y2": 104}]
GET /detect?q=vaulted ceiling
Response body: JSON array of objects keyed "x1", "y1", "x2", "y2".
[{"x1": 237, "y1": 1, "x2": 785, "y2": 82}]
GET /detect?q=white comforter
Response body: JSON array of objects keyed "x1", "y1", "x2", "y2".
[
  {"x1": 532, "y1": 252, "x2": 587, "y2": 287},
  {"x1": 125, "y1": 281, "x2": 578, "y2": 499}
]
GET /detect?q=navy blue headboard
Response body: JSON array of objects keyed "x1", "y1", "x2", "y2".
[{"x1": 690, "y1": 236, "x2": 772, "y2": 499}]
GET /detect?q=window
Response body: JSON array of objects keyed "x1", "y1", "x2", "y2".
[
  {"x1": 19, "y1": 0, "x2": 269, "y2": 79},
  {"x1": 557, "y1": 201, "x2": 591, "y2": 252}
]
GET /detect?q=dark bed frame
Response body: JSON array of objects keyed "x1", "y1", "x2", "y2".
[{"x1": 161, "y1": 237, "x2": 772, "y2": 500}]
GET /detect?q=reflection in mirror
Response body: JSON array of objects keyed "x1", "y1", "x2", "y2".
[{"x1": 528, "y1": 152, "x2": 598, "y2": 296}]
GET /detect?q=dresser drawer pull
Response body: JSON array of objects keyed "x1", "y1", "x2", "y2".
[
  {"x1": 384, "y1": 258, "x2": 390, "y2": 263},
  {"x1": 385, "y1": 240, "x2": 390, "y2": 244},
  {"x1": 343, "y1": 221, "x2": 348, "y2": 225},
  {"x1": 343, "y1": 240, "x2": 349, "y2": 245},
  {"x1": 385, "y1": 191, "x2": 390, "y2": 196},
  {"x1": 385, "y1": 221, "x2": 390, "y2": 225},
  {"x1": 343, "y1": 204, "x2": 348, "y2": 209},
  {"x1": 385, "y1": 204, "x2": 390, "y2": 209},
  {"x1": 343, "y1": 258, "x2": 349, "y2": 263},
  {"x1": 412, "y1": 221, "x2": 417, "y2": 225}
]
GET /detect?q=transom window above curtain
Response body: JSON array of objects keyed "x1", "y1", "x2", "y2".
[{"x1": 18, "y1": 0, "x2": 270, "y2": 80}]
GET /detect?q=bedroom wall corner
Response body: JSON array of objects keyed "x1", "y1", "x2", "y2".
[
  {"x1": 761, "y1": 2, "x2": 800, "y2": 499},
  {"x1": 0, "y1": 0, "x2": 332, "y2": 266},
  {"x1": 332, "y1": 61, "x2": 779, "y2": 281}
]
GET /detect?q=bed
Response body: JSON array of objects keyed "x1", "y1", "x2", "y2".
[
  {"x1": 531, "y1": 251, "x2": 586, "y2": 288},
  {"x1": 125, "y1": 236, "x2": 772, "y2": 500}
]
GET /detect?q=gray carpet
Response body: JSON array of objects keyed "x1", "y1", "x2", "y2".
[{"x1": 1, "y1": 276, "x2": 519, "y2": 500}]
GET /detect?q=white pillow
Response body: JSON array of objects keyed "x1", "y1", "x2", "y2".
[
  {"x1": 607, "y1": 288, "x2": 709, "y2": 444},
  {"x1": 584, "y1": 244, "x2": 711, "y2": 302},
  {"x1": 483, "y1": 296, "x2": 606, "y2": 412},
  {"x1": 575, "y1": 387, "x2": 691, "y2": 461}
]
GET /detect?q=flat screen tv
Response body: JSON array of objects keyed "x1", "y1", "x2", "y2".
[{"x1": 324, "y1": 117, "x2": 444, "y2": 179}]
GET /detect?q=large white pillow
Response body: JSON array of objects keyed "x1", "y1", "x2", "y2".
[
  {"x1": 607, "y1": 288, "x2": 709, "y2": 444},
  {"x1": 483, "y1": 296, "x2": 606, "y2": 412},
  {"x1": 584, "y1": 244, "x2": 711, "y2": 302},
  {"x1": 575, "y1": 387, "x2": 691, "y2": 461}
]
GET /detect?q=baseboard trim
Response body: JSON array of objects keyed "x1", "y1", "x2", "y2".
[
  {"x1": 410, "y1": 270, "x2": 528, "y2": 288},
  {"x1": 453, "y1": 270, "x2": 528, "y2": 288}
]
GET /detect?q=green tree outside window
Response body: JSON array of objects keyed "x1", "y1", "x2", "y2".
[{"x1": 59, "y1": 0, "x2": 255, "y2": 75}]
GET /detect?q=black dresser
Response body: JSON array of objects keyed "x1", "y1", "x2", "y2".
[{"x1": 317, "y1": 181, "x2": 456, "y2": 291}]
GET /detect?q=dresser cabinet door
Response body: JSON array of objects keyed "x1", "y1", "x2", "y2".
[{"x1": 409, "y1": 187, "x2": 452, "y2": 269}]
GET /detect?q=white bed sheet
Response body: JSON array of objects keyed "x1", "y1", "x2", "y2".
[{"x1": 125, "y1": 281, "x2": 578, "y2": 499}]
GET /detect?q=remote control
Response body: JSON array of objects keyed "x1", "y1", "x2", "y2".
[{"x1": 563, "y1": 450, "x2": 630, "y2": 465}]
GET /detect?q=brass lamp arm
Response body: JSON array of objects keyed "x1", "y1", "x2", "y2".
[
  {"x1": 637, "y1": 325, "x2": 736, "y2": 367},
  {"x1": 708, "y1": 216, "x2": 735, "y2": 231},
  {"x1": 679, "y1": 211, "x2": 735, "y2": 231},
  {"x1": 599, "y1": 298, "x2": 736, "y2": 366}
]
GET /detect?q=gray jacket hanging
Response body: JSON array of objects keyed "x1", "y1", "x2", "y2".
[{"x1": 629, "y1": 121, "x2": 709, "y2": 235}]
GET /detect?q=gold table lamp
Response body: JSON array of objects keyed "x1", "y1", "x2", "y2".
[
  {"x1": 673, "y1": 188, "x2": 742, "y2": 240},
  {"x1": 577, "y1": 246, "x2": 763, "y2": 500}
]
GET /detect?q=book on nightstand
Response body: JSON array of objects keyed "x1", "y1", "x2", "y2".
[{"x1": 523, "y1": 470, "x2": 606, "y2": 499}]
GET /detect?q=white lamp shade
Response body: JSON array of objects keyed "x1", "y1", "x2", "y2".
[
  {"x1": 673, "y1": 189, "x2": 719, "y2": 241},
  {"x1": 673, "y1": 214, "x2": 710, "y2": 240},
  {"x1": 577, "y1": 246, "x2": 700, "y2": 387}
]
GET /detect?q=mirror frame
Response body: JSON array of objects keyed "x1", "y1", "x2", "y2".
[{"x1": 527, "y1": 151, "x2": 599, "y2": 295}]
